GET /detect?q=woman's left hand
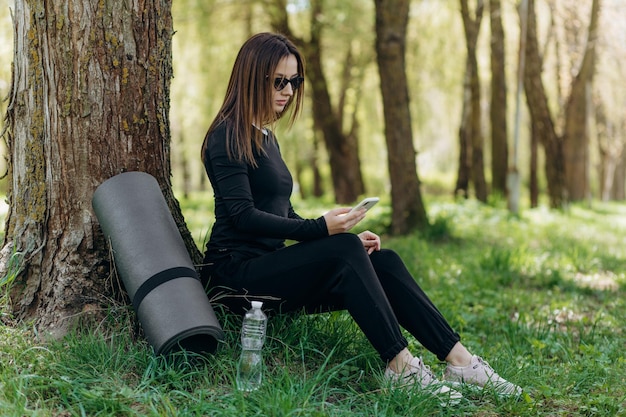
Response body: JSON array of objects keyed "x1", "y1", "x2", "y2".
[{"x1": 358, "y1": 230, "x2": 381, "y2": 254}]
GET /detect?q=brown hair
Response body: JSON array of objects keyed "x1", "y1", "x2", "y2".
[{"x1": 201, "y1": 32, "x2": 305, "y2": 167}]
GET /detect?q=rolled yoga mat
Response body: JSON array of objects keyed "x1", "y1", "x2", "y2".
[{"x1": 92, "y1": 171, "x2": 224, "y2": 355}]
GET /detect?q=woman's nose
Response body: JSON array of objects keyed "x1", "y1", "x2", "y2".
[{"x1": 282, "y1": 83, "x2": 294, "y2": 95}]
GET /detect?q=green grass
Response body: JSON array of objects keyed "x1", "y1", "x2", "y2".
[{"x1": 1, "y1": 198, "x2": 626, "y2": 416}]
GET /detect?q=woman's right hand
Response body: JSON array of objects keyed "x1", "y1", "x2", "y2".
[{"x1": 323, "y1": 207, "x2": 366, "y2": 235}]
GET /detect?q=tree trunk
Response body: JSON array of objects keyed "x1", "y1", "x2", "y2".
[
  {"x1": 1, "y1": 0, "x2": 198, "y2": 337},
  {"x1": 460, "y1": 0, "x2": 488, "y2": 203},
  {"x1": 375, "y1": 0, "x2": 428, "y2": 234},
  {"x1": 524, "y1": 0, "x2": 567, "y2": 208},
  {"x1": 562, "y1": 0, "x2": 600, "y2": 201},
  {"x1": 312, "y1": 133, "x2": 324, "y2": 197},
  {"x1": 303, "y1": 40, "x2": 364, "y2": 204},
  {"x1": 530, "y1": 124, "x2": 539, "y2": 208},
  {"x1": 613, "y1": 146, "x2": 626, "y2": 200},
  {"x1": 489, "y1": 0, "x2": 508, "y2": 197},
  {"x1": 596, "y1": 97, "x2": 624, "y2": 201},
  {"x1": 455, "y1": 64, "x2": 472, "y2": 199},
  {"x1": 268, "y1": 0, "x2": 364, "y2": 204}
]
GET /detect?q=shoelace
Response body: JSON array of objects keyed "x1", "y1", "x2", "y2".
[
  {"x1": 475, "y1": 357, "x2": 515, "y2": 389},
  {"x1": 474, "y1": 357, "x2": 496, "y2": 376},
  {"x1": 404, "y1": 360, "x2": 437, "y2": 383}
]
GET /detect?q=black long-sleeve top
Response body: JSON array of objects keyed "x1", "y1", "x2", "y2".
[{"x1": 202, "y1": 122, "x2": 328, "y2": 262}]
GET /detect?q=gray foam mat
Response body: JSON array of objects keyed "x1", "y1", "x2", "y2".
[{"x1": 92, "y1": 171, "x2": 223, "y2": 355}]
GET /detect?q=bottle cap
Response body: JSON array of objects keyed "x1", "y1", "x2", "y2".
[{"x1": 251, "y1": 301, "x2": 263, "y2": 309}]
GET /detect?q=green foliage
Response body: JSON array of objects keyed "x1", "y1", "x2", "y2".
[
  {"x1": 423, "y1": 213, "x2": 455, "y2": 242},
  {"x1": 1, "y1": 199, "x2": 626, "y2": 416},
  {"x1": 0, "y1": 246, "x2": 23, "y2": 322}
]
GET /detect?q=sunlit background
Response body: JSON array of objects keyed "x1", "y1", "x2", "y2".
[{"x1": 1, "y1": 0, "x2": 625, "y2": 200}]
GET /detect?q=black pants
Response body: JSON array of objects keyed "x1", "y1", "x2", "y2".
[{"x1": 203, "y1": 233, "x2": 460, "y2": 362}]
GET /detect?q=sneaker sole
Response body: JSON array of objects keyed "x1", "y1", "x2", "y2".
[
  {"x1": 387, "y1": 381, "x2": 464, "y2": 407},
  {"x1": 446, "y1": 380, "x2": 522, "y2": 398}
]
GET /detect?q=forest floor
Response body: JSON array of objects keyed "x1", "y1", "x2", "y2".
[{"x1": 1, "y1": 197, "x2": 625, "y2": 416}]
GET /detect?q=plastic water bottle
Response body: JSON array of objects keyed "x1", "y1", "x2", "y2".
[{"x1": 236, "y1": 301, "x2": 267, "y2": 391}]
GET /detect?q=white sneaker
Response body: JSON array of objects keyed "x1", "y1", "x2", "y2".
[
  {"x1": 384, "y1": 357, "x2": 463, "y2": 406},
  {"x1": 444, "y1": 355, "x2": 522, "y2": 397}
]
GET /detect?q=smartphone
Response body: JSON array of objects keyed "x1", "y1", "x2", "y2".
[{"x1": 350, "y1": 197, "x2": 380, "y2": 213}]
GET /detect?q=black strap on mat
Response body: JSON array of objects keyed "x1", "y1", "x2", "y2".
[{"x1": 132, "y1": 266, "x2": 199, "y2": 311}]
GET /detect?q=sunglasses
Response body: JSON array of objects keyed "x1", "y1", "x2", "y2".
[{"x1": 273, "y1": 76, "x2": 304, "y2": 91}]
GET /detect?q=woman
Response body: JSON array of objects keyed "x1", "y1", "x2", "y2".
[{"x1": 200, "y1": 32, "x2": 521, "y2": 403}]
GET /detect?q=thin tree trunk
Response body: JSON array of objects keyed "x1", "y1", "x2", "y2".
[
  {"x1": 597, "y1": 98, "x2": 624, "y2": 201},
  {"x1": 524, "y1": 0, "x2": 567, "y2": 208},
  {"x1": 613, "y1": 143, "x2": 626, "y2": 200},
  {"x1": 455, "y1": 65, "x2": 472, "y2": 199},
  {"x1": 312, "y1": 133, "x2": 324, "y2": 197},
  {"x1": 563, "y1": 0, "x2": 601, "y2": 201},
  {"x1": 530, "y1": 123, "x2": 539, "y2": 207},
  {"x1": 489, "y1": 0, "x2": 508, "y2": 196},
  {"x1": 460, "y1": 0, "x2": 488, "y2": 202}
]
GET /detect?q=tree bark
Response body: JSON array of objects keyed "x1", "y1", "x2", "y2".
[
  {"x1": 375, "y1": 0, "x2": 428, "y2": 234},
  {"x1": 1, "y1": 0, "x2": 198, "y2": 337},
  {"x1": 489, "y1": 0, "x2": 508, "y2": 196},
  {"x1": 562, "y1": 0, "x2": 601, "y2": 201}
]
